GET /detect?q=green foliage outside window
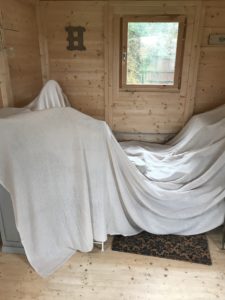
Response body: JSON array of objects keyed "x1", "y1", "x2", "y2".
[{"x1": 127, "y1": 22, "x2": 179, "y2": 85}]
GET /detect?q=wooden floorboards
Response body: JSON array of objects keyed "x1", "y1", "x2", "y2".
[{"x1": 0, "y1": 229, "x2": 225, "y2": 300}]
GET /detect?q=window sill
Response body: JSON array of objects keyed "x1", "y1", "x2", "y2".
[{"x1": 119, "y1": 86, "x2": 180, "y2": 93}]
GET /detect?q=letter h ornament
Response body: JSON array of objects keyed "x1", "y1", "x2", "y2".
[{"x1": 65, "y1": 26, "x2": 86, "y2": 51}]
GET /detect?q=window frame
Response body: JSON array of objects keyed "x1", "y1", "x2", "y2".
[{"x1": 120, "y1": 15, "x2": 186, "y2": 91}]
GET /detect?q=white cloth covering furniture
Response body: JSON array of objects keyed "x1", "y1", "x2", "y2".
[{"x1": 0, "y1": 80, "x2": 225, "y2": 277}]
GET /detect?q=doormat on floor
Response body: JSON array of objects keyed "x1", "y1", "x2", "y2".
[{"x1": 112, "y1": 231, "x2": 212, "y2": 265}]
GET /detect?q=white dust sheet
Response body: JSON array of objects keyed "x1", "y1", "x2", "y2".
[{"x1": 0, "y1": 80, "x2": 224, "y2": 277}]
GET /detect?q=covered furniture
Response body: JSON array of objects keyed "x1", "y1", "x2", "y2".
[{"x1": 0, "y1": 185, "x2": 24, "y2": 254}]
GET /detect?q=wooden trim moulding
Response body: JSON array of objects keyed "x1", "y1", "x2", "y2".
[
  {"x1": 36, "y1": 1, "x2": 50, "y2": 84},
  {"x1": 182, "y1": 1, "x2": 205, "y2": 124},
  {"x1": 0, "y1": 10, "x2": 14, "y2": 107},
  {"x1": 104, "y1": 2, "x2": 111, "y2": 124}
]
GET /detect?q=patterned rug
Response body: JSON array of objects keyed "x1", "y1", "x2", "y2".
[{"x1": 112, "y1": 231, "x2": 212, "y2": 265}]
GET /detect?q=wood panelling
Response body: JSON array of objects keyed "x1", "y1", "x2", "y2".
[
  {"x1": 0, "y1": 0, "x2": 42, "y2": 107},
  {"x1": 36, "y1": 2, "x2": 50, "y2": 84},
  {"x1": 0, "y1": 11, "x2": 14, "y2": 107},
  {"x1": 0, "y1": 84, "x2": 3, "y2": 108},
  {"x1": 108, "y1": 1, "x2": 202, "y2": 135},
  {"x1": 39, "y1": 1, "x2": 106, "y2": 120},
  {"x1": 19, "y1": 0, "x2": 37, "y2": 5},
  {"x1": 1, "y1": 0, "x2": 225, "y2": 139},
  {"x1": 38, "y1": 0, "x2": 206, "y2": 136},
  {"x1": 0, "y1": 46, "x2": 14, "y2": 107},
  {"x1": 194, "y1": 1, "x2": 225, "y2": 113}
]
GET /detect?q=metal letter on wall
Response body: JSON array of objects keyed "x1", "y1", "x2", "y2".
[{"x1": 65, "y1": 26, "x2": 86, "y2": 51}]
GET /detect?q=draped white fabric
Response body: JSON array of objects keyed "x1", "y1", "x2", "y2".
[
  {"x1": 26, "y1": 80, "x2": 71, "y2": 110},
  {"x1": 0, "y1": 80, "x2": 70, "y2": 118},
  {"x1": 0, "y1": 81, "x2": 224, "y2": 277}
]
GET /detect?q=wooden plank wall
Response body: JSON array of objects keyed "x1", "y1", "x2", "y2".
[
  {"x1": 108, "y1": 1, "x2": 202, "y2": 137},
  {"x1": 0, "y1": 88, "x2": 3, "y2": 108},
  {"x1": 0, "y1": 8, "x2": 14, "y2": 108},
  {"x1": 194, "y1": 1, "x2": 225, "y2": 113},
  {"x1": 39, "y1": 1, "x2": 106, "y2": 120},
  {"x1": 39, "y1": 0, "x2": 205, "y2": 139},
  {"x1": 0, "y1": 0, "x2": 43, "y2": 107},
  {"x1": 1, "y1": 0, "x2": 225, "y2": 140}
]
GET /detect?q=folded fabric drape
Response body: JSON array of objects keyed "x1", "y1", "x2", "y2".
[{"x1": 0, "y1": 80, "x2": 224, "y2": 277}]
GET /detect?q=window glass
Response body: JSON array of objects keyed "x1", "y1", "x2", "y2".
[{"x1": 127, "y1": 22, "x2": 179, "y2": 86}]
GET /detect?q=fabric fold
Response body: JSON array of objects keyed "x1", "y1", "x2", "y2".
[{"x1": 0, "y1": 80, "x2": 224, "y2": 277}]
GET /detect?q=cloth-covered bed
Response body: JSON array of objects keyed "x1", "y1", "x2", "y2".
[{"x1": 0, "y1": 80, "x2": 224, "y2": 277}]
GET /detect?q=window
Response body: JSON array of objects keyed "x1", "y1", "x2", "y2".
[{"x1": 120, "y1": 16, "x2": 186, "y2": 90}]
